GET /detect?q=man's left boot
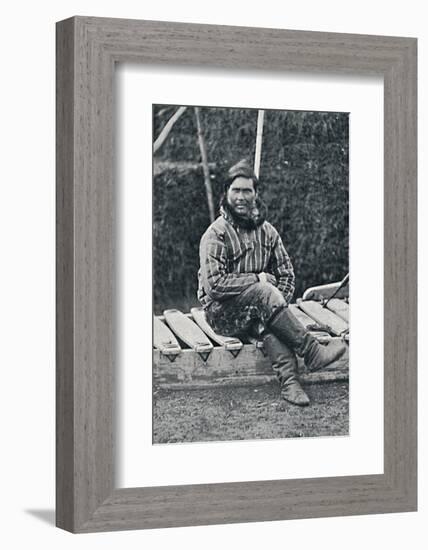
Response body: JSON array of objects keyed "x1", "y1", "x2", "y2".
[
  {"x1": 263, "y1": 332, "x2": 310, "y2": 407},
  {"x1": 268, "y1": 306, "x2": 346, "y2": 372}
]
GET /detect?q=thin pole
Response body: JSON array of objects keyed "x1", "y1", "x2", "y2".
[
  {"x1": 254, "y1": 110, "x2": 265, "y2": 179},
  {"x1": 194, "y1": 107, "x2": 215, "y2": 223},
  {"x1": 153, "y1": 106, "x2": 187, "y2": 154},
  {"x1": 323, "y1": 273, "x2": 350, "y2": 308}
]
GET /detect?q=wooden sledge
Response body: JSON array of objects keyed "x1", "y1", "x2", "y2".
[
  {"x1": 163, "y1": 308, "x2": 213, "y2": 362},
  {"x1": 153, "y1": 282, "x2": 350, "y2": 389}
]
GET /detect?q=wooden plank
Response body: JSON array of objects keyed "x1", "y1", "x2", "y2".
[
  {"x1": 153, "y1": 341, "x2": 349, "y2": 386},
  {"x1": 159, "y1": 370, "x2": 349, "y2": 391},
  {"x1": 326, "y1": 298, "x2": 349, "y2": 322},
  {"x1": 297, "y1": 299, "x2": 349, "y2": 337},
  {"x1": 157, "y1": 312, "x2": 192, "y2": 322},
  {"x1": 153, "y1": 316, "x2": 181, "y2": 357},
  {"x1": 190, "y1": 307, "x2": 243, "y2": 352},
  {"x1": 163, "y1": 308, "x2": 213, "y2": 356},
  {"x1": 288, "y1": 304, "x2": 332, "y2": 343},
  {"x1": 154, "y1": 345, "x2": 269, "y2": 384},
  {"x1": 160, "y1": 375, "x2": 278, "y2": 390},
  {"x1": 289, "y1": 304, "x2": 319, "y2": 329}
]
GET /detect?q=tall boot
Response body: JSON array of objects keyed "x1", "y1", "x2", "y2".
[
  {"x1": 268, "y1": 306, "x2": 346, "y2": 372},
  {"x1": 263, "y1": 332, "x2": 310, "y2": 407}
]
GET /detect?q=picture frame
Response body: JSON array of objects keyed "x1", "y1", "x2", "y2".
[{"x1": 56, "y1": 16, "x2": 417, "y2": 533}]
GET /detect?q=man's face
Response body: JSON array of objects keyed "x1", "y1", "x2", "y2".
[{"x1": 226, "y1": 177, "x2": 257, "y2": 217}]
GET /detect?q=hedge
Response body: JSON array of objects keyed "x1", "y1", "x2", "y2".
[{"x1": 153, "y1": 106, "x2": 349, "y2": 314}]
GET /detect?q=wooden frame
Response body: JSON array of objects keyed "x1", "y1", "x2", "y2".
[{"x1": 56, "y1": 16, "x2": 417, "y2": 533}]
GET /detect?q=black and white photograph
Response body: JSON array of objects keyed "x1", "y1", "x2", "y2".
[
  {"x1": 152, "y1": 103, "x2": 350, "y2": 444},
  {"x1": 2, "y1": 0, "x2": 421, "y2": 543}
]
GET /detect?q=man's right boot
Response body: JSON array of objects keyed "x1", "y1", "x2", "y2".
[
  {"x1": 268, "y1": 306, "x2": 347, "y2": 372},
  {"x1": 263, "y1": 332, "x2": 310, "y2": 407}
]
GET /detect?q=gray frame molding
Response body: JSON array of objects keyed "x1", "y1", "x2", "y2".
[{"x1": 56, "y1": 16, "x2": 417, "y2": 533}]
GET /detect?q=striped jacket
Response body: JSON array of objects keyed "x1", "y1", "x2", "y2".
[{"x1": 197, "y1": 213, "x2": 295, "y2": 309}]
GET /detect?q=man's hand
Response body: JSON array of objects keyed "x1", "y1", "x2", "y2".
[{"x1": 258, "y1": 272, "x2": 277, "y2": 286}]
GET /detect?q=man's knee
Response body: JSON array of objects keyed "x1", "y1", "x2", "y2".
[{"x1": 252, "y1": 281, "x2": 286, "y2": 306}]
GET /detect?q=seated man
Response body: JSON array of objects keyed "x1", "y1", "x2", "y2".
[{"x1": 197, "y1": 160, "x2": 346, "y2": 407}]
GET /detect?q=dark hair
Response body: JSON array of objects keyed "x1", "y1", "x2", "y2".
[{"x1": 224, "y1": 159, "x2": 259, "y2": 193}]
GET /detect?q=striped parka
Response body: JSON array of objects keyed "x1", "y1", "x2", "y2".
[{"x1": 197, "y1": 211, "x2": 295, "y2": 310}]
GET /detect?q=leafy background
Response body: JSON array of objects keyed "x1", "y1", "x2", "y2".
[{"x1": 153, "y1": 105, "x2": 349, "y2": 315}]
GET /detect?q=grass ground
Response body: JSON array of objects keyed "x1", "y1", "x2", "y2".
[{"x1": 153, "y1": 381, "x2": 349, "y2": 444}]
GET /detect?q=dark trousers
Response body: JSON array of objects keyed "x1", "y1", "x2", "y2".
[{"x1": 205, "y1": 281, "x2": 287, "y2": 338}]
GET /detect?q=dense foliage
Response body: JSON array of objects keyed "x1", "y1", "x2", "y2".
[{"x1": 153, "y1": 105, "x2": 349, "y2": 314}]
